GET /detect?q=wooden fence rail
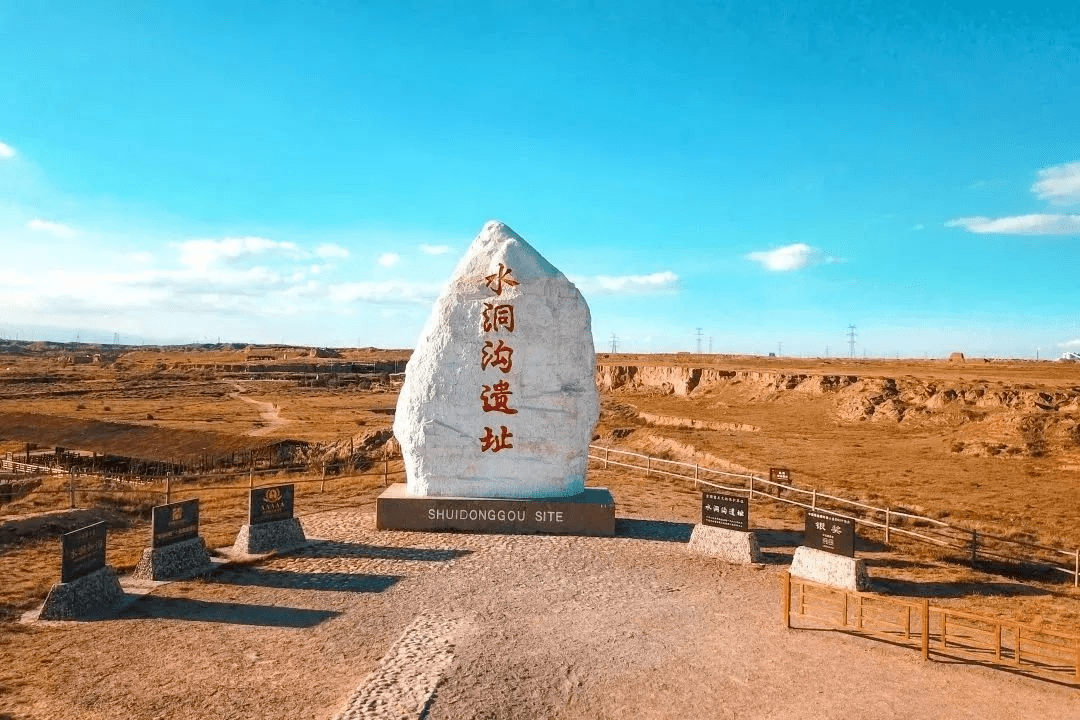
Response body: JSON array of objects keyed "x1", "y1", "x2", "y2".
[
  {"x1": 783, "y1": 573, "x2": 1080, "y2": 685},
  {"x1": 588, "y1": 444, "x2": 1080, "y2": 586}
]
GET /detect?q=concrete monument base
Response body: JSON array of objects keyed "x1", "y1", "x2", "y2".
[
  {"x1": 376, "y1": 483, "x2": 616, "y2": 536},
  {"x1": 790, "y1": 545, "x2": 871, "y2": 592},
  {"x1": 687, "y1": 524, "x2": 763, "y2": 564},
  {"x1": 39, "y1": 566, "x2": 125, "y2": 620},
  {"x1": 132, "y1": 537, "x2": 213, "y2": 581},
  {"x1": 232, "y1": 517, "x2": 307, "y2": 555}
]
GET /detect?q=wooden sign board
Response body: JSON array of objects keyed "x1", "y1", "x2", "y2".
[
  {"x1": 769, "y1": 467, "x2": 791, "y2": 484},
  {"x1": 249, "y1": 484, "x2": 295, "y2": 525},
  {"x1": 151, "y1": 499, "x2": 200, "y2": 548},
  {"x1": 701, "y1": 492, "x2": 749, "y2": 531},
  {"x1": 804, "y1": 510, "x2": 855, "y2": 557},
  {"x1": 61, "y1": 522, "x2": 107, "y2": 583}
]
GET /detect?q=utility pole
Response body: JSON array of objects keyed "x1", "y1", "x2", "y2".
[
  {"x1": 610, "y1": 333, "x2": 618, "y2": 353},
  {"x1": 825, "y1": 345, "x2": 830, "y2": 357},
  {"x1": 847, "y1": 325, "x2": 857, "y2": 358},
  {"x1": 708, "y1": 337, "x2": 713, "y2": 354},
  {"x1": 777, "y1": 341, "x2": 783, "y2": 357},
  {"x1": 695, "y1": 328, "x2": 703, "y2": 354}
]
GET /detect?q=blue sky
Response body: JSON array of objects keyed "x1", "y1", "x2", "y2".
[{"x1": 1, "y1": 1, "x2": 1078, "y2": 357}]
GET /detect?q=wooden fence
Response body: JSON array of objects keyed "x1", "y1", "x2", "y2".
[
  {"x1": 783, "y1": 573, "x2": 1080, "y2": 686},
  {"x1": 587, "y1": 444, "x2": 1080, "y2": 586}
]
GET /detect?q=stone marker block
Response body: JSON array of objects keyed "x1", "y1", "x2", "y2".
[
  {"x1": 687, "y1": 524, "x2": 763, "y2": 564},
  {"x1": 790, "y1": 545, "x2": 871, "y2": 592},
  {"x1": 132, "y1": 536, "x2": 213, "y2": 581},
  {"x1": 394, "y1": 221, "x2": 599, "y2": 499},
  {"x1": 39, "y1": 566, "x2": 125, "y2": 620},
  {"x1": 376, "y1": 483, "x2": 615, "y2": 536},
  {"x1": 232, "y1": 517, "x2": 307, "y2": 555}
]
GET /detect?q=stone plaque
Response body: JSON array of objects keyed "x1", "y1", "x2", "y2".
[
  {"x1": 376, "y1": 484, "x2": 615, "y2": 536},
  {"x1": 701, "y1": 492, "x2": 748, "y2": 531},
  {"x1": 804, "y1": 510, "x2": 855, "y2": 557},
  {"x1": 249, "y1": 484, "x2": 294, "y2": 525},
  {"x1": 151, "y1": 499, "x2": 199, "y2": 548},
  {"x1": 61, "y1": 522, "x2": 107, "y2": 583}
]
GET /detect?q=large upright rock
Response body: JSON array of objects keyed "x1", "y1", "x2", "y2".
[{"x1": 393, "y1": 221, "x2": 599, "y2": 498}]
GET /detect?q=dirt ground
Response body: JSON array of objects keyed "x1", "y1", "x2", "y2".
[{"x1": 2, "y1": 345, "x2": 1080, "y2": 717}]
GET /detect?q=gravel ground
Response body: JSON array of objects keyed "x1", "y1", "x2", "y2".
[{"x1": 1, "y1": 507, "x2": 1077, "y2": 720}]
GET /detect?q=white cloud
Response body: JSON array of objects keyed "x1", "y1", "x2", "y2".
[
  {"x1": 328, "y1": 280, "x2": 441, "y2": 304},
  {"x1": 177, "y1": 236, "x2": 300, "y2": 271},
  {"x1": 0, "y1": 140, "x2": 14, "y2": 158},
  {"x1": 26, "y1": 219, "x2": 79, "y2": 238},
  {"x1": 945, "y1": 214, "x2": 1080, "y2": 235},
  {"x1": 378, "y1": 252, "x2": 401, "y2": 268},
  {"x1": 1032, "y1": 162, "x2": 1080, "y2": 206},
  {"x1": 315, "y1": 243, "x2": 349, "y2": 259},
  {"x1": 571, "y1": 271, "x2": 679, "y2": 295},
  {"x1": 1060, "y1": 339, "x2": 1080, "y2": 348},
  {"x1": 746, "y1": 243, "x2": 825, "y2": 271},
  {"x1": 419, "y1": 243, "x2": 451, "y2": 256},
  {"x1": 912, "y1": 223, "x2": 925, "y2": 231}
]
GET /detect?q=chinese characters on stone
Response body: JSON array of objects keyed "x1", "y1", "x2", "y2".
[{"x1": 480, "y1": 264, "x2": 519, "y2": 452}]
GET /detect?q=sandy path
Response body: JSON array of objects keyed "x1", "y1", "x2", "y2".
[
  {"x1": 1, "y1": 507, "x2": 1076, "y2": 720},
  {"x1": 229, "y1": 383, "x2": 292, "y2": 436}
]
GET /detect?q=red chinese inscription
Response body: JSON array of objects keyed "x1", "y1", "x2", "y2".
[
  {"x1": 480, "y1": 425, "x2": 514, "y2": 452},
  {"x1": 481, "y1": 380, "x2": 518, "y2": 414},
  {"x1": 484, "y1": 263, "x2": 519, "y2": 296},
  {"x1": 482, "y1": 303, "x2": 515, "y2": 333},
  {"x1": 481, "y1": 339, "x2": 514, "y2": 373}
]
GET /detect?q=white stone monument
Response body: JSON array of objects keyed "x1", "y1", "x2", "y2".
[{"x1": 380, "y1": 220, "x2": 613, "y2": 535}]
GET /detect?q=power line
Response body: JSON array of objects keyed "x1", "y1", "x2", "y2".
[
  {"x1": 610, "y1": 333, "x2": 618, "y2": 353},
  {"x1": 695, "y1": 327, "x2": 703, "y2": 353},
  {"x1": 847, "y1": 325, "x2": 857, "y2": 358}
]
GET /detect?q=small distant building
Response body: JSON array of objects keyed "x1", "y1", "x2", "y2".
[{"x1": 948, "y1": 352, "x2": 965, "y2": 362}]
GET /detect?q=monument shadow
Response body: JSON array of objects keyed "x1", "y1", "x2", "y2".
[
  {"x1": 210, "y1": 566, "x2": 403, "y2": 593},
  {"x1": 870, "y1": 577, "x2": 1051, "y2": 599},
  {"x1": 296, "y1": 539, "x2": 471, "y2": 563},
  {"x1": 615, "y1": 518, "x2": 694, "y2": 543},
  {"x1": 118, "y1": 595, "x2": 340, "y2": 628}
]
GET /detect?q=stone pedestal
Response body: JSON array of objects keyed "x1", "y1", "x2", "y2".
[
  {"x1": 232, "y1": 517, "x2": 307, "y2": 555},
  {"x1": 376, "y1": 483, "x2": 615, "y2": 536},
  {"x1": 132, "y1": 537, "x2": 213, "y2": 581},
  {"x1": 39, "y1": 566, "x2": 125, "y2": 620},
  {"x1": 687, "y1": 524, "x2": 763, "y2": 564},
  {"x1": 790, "y1": 545, "x2": 871, "y2": 592}
]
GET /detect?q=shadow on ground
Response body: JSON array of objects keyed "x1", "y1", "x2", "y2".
[
  {"x1": 118, "y1": 595, "x2": 340, "y2": 627},
  {"x1": 297, "y1": 540, "x2": 470, "y2": 562},
  {"x1": 871, "y1": 577, "x2": 1051, "y2": 598},
  {"x1": 615, "y1": 518, "x2": 693, "y2": 542},
  {"x1": 210, "y1": 566, "x2": 402, "y2": 593}
]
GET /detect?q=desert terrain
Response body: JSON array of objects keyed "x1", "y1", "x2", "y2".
[{"x1": 1, "y1": 342, "x2": 1078, "y2": 718}]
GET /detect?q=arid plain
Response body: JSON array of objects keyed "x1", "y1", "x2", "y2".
[{"x1": 1, "y1": 343, "x2": 1079, "y2": 718}]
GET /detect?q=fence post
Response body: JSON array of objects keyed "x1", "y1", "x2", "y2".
[
  {"x1": 604, "y1": 447, "x2": 609, "y2": 469},
  {"x1": 248, "y1": 469, "x2": 254, "y2": 489},
  {"x1": 1074, "y1": 549, "x2": 1079, "y2": 588},
  {"x1": 68, "y1": 471, "x2": 75, "y2": 509},
  {"x1": 748, "y1": 475, "x2": 754, "y2": 500},
  {"x1": 165, "y1": 475, "x2": 172, "y2": 505},
  {"x1": 921, "y1": 600, "x2": 930, "y2": 660},
  {"x1": 694, "y1": 464, "x2": 698, "y2": 485},
  {"x1": 971, "y1": 530, "x2": 978, "y2": 569},
  {"x1": 383, "y1": 453, "x2": 389, "y2": 486},
  {"x1": 646, "y1": 457, "x2": 651, "y2": 477},
  {"x1": 782, "y1": 572, "x2": 791, "y2": 628},
  {"x1": 321, "y1": 464, "x2": 326, "y2": 493},
  {"x1": 885, "y1": 507, "x2": 891, "y2": 545},
  {"x1": 811, "y1": 488, "x2": 817, "y2": 509}
]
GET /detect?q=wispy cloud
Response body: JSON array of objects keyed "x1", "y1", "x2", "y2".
[
  {"x1": 419, "y1": 243, "x2": 451, "y2": 256},
  {"x1": 177, "y1": 236, "x2": 301, "y2": 271},
  {"x1": 571, "y1": 271, "x2": 679, "y2": 295},
  {"x1": 1033, "y1": 162, "x2": 1080, "y2": 206},
  {"x1": 747, "y1": 243, "x2": 829, "y2": 271},
  {"x1": 1060, "y1": 339, "x2": 1080, "y2": 348},
  {"x1": 26, "y1": 218, "x2": 79, "y2": 238},
  {"x1": 945, "y1": 214, "x2": 1080, "y2": 235},
  {"x1": 378, "y1": 252, "x2": 401, "y2": 268},
  {"x1": 912, "y1": 224, "x2": 925, "y2": 231},
  {"x1": 327, "y1": 280, "x2": 441, "y2": 304},
  {"x1": 0, "y1": 140, "x2": 14, "y2": 158},
  {"x1": 314, "y1": 243, "x2": 349, "y2": 259}
]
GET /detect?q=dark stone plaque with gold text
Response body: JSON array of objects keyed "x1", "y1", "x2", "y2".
[
  {"x1": 249, "y1": 484, "x2": 295, "y2": 525},
  {"x1": 151, "y1": 499, "x2": 200, "y2": 548},
  {"x1": 804, "y1": 510, "x2": 855, "y2": 557},
  {"x1": 61, "y1": 522, "x2": 107, "y2": 583}
]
